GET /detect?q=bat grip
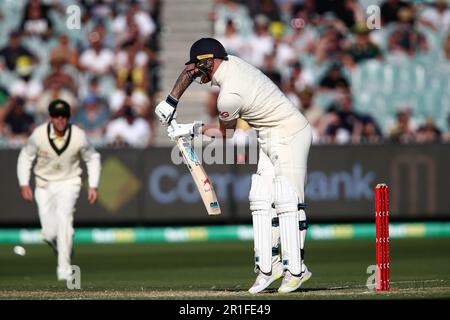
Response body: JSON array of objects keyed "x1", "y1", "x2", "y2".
[{"x1": 170, "y1": 119, "x2": 178, "y2": 130}]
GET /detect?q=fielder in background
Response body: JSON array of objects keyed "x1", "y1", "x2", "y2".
[
  {"x1": 155, "y1": 38, "x2": 312, "y2": 293},
  {"x1": 17, "y1": 99, "x2": 101, "y2": 281}
]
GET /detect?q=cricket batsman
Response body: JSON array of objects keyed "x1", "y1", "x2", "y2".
[
  {"x1": 17, "y1": 99, "x2": 101, "y2": 281},
  {"x1": 155, "y1": 38, "x2": 312, "y2": 293}
]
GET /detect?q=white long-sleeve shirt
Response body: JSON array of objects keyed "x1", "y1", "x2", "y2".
[
  {"x1": 17, "y1": 123, "x2": 101, "y2": 188},
  {"x1": 211, "y1": 55, "x2": 309, "y2": 142}
]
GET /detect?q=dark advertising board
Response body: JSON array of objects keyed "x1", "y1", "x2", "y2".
[{"x1": 1, "y1": 144, "x2": 448, "y2": 225}]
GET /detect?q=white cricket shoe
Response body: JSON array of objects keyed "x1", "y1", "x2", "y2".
[
  {"x1": 248, "y1": 262, "x2": 283, "y2": 294},
  {"x1": 57, "y1": 269, "x2": 73, "y2": 282},
  {"x1": 278, "y1": 265, "x2": 312, "y2": 293}
]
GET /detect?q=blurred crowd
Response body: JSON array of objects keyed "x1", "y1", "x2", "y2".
[
  {"x1": 0, "y1": 0, "x2": 160, "y2": 148},
  {"x1": 0, "y1": 0, "x2": 450, "y2": 148},
  {"x1": 209, "y1": 0, "x2": 450, "y2": 144}
]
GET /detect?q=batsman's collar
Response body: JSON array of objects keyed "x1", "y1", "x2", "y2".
[{"x1": 211, "y1": 57, "x2": 228, "y2": 87}]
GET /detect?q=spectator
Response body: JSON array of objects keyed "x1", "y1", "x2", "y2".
[
  {"x1": 20, "y1": 0, "x2": 53, "y2": 40},
  {"x1": 389, "y1": 107, "x2": 416, "y2": 143},
  {"x1": 109, "y1": 79, "x2": 151, "y2": 119},
  {"x1": 344, "y1": 24, "x2": 382, "y2": 67},
  {"x1": 285, "y1": 5, "x2": 318, "y2": 56},
  {"x1": 210, "y1": 0, "x2": 253, "y2": 37},
  {"x1": 261, "y1": 53, "x2": 282, "y2": 88},
  {"x1": 105, "y1": 106, "x2": 152, "y2": 148},
  {"x1": 321, "y1": 109, "x2": 352, "y2": 144},
  {"x1": 79, "y1": 19, "x2": 114, "y2": 52},
  {"x1": 314, "y1": 22, "x2": 347, "y2": 64},
  {"x1": 316, "y1": 0, "x2": 364, "y2": 30},
  {"x1": 298, "y1": 87, "x2": 323, "y2": 131},
  {"x1": 289, "y1": 61, "x2": 314, "y2": 92},
  {"x1": 35, "y1": 78, "x2": 77, "y2": 123},
  {"x1": 43, "y1": 62, "x2": 77, "y2": 95},
  {"x1": 73, "y1": 94, "x2": 110, "y2": 143},
  {"x1": 2, "y1": 97, "x2": 35, "y2": 143},
  {"x1": 84, "y1": 77, "x2": 109, "y2": 109},
  {"x1": 272, "y1": 37, "x2": 296, "y2": 73},
  {"x1": 115, "y1": 40, "x2": 149, "y2": 92},
  {"x1": 49, "y1": 34, "x2": 79, "y2": 68},
  {"x1": 253, "y1": 0, "x2": 282, "y2": 22},
  {"x1": 416, "y1": 118, "x2": 442, "y2": 143},
  {"x1": 0, "y1": 1, "x2": 163, "y2": 147},
  {"x1": 79, "y1": 30, "x2": 115, "y2": 77},
  {"x1": 145, "y1": 46, "x2": 160, "y2": 97},
  {"x1": 326, "y1": 93, "x2": 362, "y2": 143},
  {"x1": 216, "y1": 19, "x2": 249, "y2": 58},
  {"x1": 318, "y1": 63, "x2": 350, "y2": 92},
  {"x1": 0, "y1": 30, "x2": 41, "y2": 99},
  {"x1": 248, "y1": 14, "x2": 274, "y2": 68},
  {"x1": 283, "y1": 74, "x2": 300, "y2": 108},
  {"x1": 112, "y1": 0, "x2": 156, "y2": 46},
  {"x1": 388, "y1": 7, "x2": 429, "y2": 57},
  {"x1": 360, "y1": 115, "x2": 383, "y2": 144},
  {"x1": 380, "y1": 0, "x2": 411, "y2": 25},
  {"x1": 419, "y1": 0, "x2": 450, "y2": 32}
]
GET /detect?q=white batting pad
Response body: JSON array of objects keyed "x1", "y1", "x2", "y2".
[
  {"x1": 274, "y1": 176, "x2": 302, "y2": 275},
  {"x1": 252, "y1": 212, "x2": 272, "y2": 273},
  {"x1": 249, "y1": 174, "x2": 273, "y2": 273},
  {"x1": 273, "y1": 176, "x2": 298, "y2": 214},
  {"x1": 279, "y1": 211, "x2": 302, "y2": 275},
  {"x1": 249, "y1": 174, "x2": 272, "y2": 212}
]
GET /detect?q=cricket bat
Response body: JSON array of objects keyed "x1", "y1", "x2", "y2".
[{"x1": 171, "y1": 120, "x2": 221, "y2": 216}]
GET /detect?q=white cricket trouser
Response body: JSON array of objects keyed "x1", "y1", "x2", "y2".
[
  {"x1": 255, "y1": 123, "x2": 312, "y2": 274},
  {"x1": 257, "y1": 123, "x2": 312, "y2": 207},
  {"x1": 35, "y1": 180, "x2": 81, "y2": 274}
]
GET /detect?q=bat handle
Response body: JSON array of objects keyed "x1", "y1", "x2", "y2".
[{"x1": 170, "y1": 119, "x2": 178, "y2": 130}]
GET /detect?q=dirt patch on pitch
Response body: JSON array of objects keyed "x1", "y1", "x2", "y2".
[{"x1": 1, "y1": 286, "x2": 450, "y2": 299}]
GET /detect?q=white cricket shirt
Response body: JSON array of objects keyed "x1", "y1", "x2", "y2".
[
  {"x1": 211, "y1": 55, "x2": 309, "y2": 141},
  {"x1": 17, "y1": 123, "x2": 101, "y2": 188}
]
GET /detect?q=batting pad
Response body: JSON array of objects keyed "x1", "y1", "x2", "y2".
[
  {"x1": 273, "y1": 176, "x2": 298, "y2": 214},
  {"x1": 279, "y1": 211, "x2": 302, "y2": 275},
  {"x1": 274, "y1": 176, "x2": 302, "y2": 275},
  {"x1": 249, "y1": 174, "x2": 273, "y2": 273}
]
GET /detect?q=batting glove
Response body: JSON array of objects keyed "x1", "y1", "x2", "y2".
[
  {"x1": 155, "y1": 96, "x2": 178, "y2": 126},
  {"x1": 167, "y1": 121, "x2": 203, "y2": 141}
]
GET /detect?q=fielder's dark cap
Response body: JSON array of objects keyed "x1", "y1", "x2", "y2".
[
  {"x1": 48, "y1": 99, "x2": 71, "y2": 118},
  {"x1": 185, "y1": 38, "x2": 228, "y2": 65}
]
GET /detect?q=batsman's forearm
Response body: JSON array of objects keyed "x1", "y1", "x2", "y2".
[
  {"x1": 201, "y1": 124, "x2": 236, "y2": 139},
  {"x1": 169, "y1": 67, "x2": 194, "y2": 100},
  {"x1": 201, "y1": 124, "x2": 226, "y2": 138}
]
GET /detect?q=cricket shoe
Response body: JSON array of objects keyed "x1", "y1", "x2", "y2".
[
  {"x1": 248, "y1": 262, "x2": 283, "y2": 294},
  {"x1": 57, "y1": 268, "x2": 73, "y2": 282},
  {"x1": 278, "y1": 265, "x2": 312, "y2": 293}
]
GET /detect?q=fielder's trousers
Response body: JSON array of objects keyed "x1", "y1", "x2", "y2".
[{"x1": 35, "y1": 179, "x2": 81, "y2": 275}]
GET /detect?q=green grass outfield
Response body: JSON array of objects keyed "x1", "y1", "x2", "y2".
[{"x1": 1, "y1": 238, "x2": 450, "y2": 299}]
